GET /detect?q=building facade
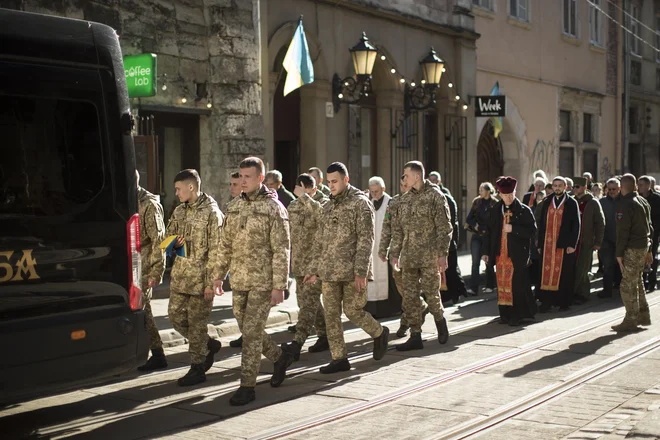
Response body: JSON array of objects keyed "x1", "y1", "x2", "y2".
[
  {"x1": 261, "y1": 0, "x2": 479, "y2": 218},
  {"x1": 473, "y1": 0, "x2": 621, "y2": 189}
]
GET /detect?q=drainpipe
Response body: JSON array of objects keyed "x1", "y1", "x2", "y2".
[{"x1": 622, "y1": 0, "x2": 630, "y2": 173}]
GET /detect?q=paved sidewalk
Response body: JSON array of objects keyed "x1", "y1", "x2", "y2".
[{"x1": 150, "y1": 251, "x2": 480, "y2": 347}]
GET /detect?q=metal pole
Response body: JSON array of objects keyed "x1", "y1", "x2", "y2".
[{"x1": 622, "y1": 0, "x2": 630, "y2": 173}]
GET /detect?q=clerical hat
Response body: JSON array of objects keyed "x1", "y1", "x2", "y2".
[
  {"x1": 573, "y1": 177, "x2": 587, "y2": 187},
  {"x1": 496, "y1": 176, "x2": 517, "y2": 194}
]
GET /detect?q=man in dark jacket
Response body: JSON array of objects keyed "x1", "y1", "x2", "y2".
[
  {"x1": 523, "y1": 177, "x2": 548, "y2": 295},
  {"x1": 639, "y1": 175, "x2": 660, "y2": 291},
  {"x1": 265, "y1": 170, "x2": 296, "y2": 209},
  {"x1": 598, "y1": 178, "x2": 622, "y2": 298},
  {"x1": 482, "y1": 177, "x2": 537, "y2": 326},
  {"x1": 536, "y1": 177, "x2": 581, "y2": 312}
]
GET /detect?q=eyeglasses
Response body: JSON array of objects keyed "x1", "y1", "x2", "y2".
[
  {"x1": 607, "y1": 188, "x2": 619, "y2": 191},
  {"x1": 573, "y1": 185, "x2": 581, "y2": 188}
]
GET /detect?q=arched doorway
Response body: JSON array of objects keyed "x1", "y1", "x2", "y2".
[
  {"x1": 272, "y1": 47, "x2": 301, "y2": 190},
  {"x1": 476, "y1": 119, "x2": 504, "y2": 187}
]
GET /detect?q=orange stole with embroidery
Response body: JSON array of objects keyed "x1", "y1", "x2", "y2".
[
  {"x1": 440, "y1": 270, "x2": 448, "y2": 291},
  {"x1": 540, "y1": 200, "x2": 565, "y2": 291},
  {"x1": 496, "y1": 209, "x2": 514, "y2": 306}
]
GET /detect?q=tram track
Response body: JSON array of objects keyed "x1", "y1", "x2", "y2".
[{"x1": 247, "y1": 296, "x2": 660, "y2": 440}]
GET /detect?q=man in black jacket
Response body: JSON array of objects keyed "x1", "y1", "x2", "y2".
[
  {"x1": 536, "y1": 177, "x2": 581, "y2": 312},
  {"x1": 639, "y1": 176, "x2": 660, "y2": 292},
  {"x1": 265, "y1": 170, "x2": 296, "y2": 209},
  {"x1": 482, "y1": 177, "x2": 537, "y2": 326},
  {"x1": 598, "y1": 178, "x2": 622, "y2": 298}
]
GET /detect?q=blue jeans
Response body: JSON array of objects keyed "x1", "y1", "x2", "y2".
[{"x1": 471, "y1": 234, "x2": 495, "y2": 291}]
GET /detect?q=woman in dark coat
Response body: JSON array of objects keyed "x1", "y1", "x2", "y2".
[{"x1": 482, "y1": 177, "x2": 538, "y2": 325}]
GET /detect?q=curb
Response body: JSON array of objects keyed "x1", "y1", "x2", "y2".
[{"x1": 159, "y1": 309, "x2": 299, "y2": 348}]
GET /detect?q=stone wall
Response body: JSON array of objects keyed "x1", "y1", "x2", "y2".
[{"x1": 5, "y1": 0, "x2": 265, "y2": 206}]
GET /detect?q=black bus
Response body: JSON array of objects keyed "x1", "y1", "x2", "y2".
[{"x1": 0, "y1": 8, "x2": 148, "y2": 403}]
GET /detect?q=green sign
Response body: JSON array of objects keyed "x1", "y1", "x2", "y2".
[{"x1": 123, "y1": 53, "x2": 157, "y2": 98}]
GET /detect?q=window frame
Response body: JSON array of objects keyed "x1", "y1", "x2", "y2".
[
  {"x1": 509, "y1": 0, "x2": 529, "y2": 22},
  {"x1": 563, "y1": 0, "x2": 579, "y2": 37},
  {"x1": 560, "y1": 110, "x2": 572, "y2": 142},
  {"x1": 583, "y1": 113, "x2": 594, "y2": 143},
  {"x1": 589, "y1": 0, "x2": 604, "y2": 46},
  {"x1": 473, "y1": 0, "x2": 495, "y2": 12},
  {"x1": 631, "y1": 3, "x2": 641, "y2": 56},
  {"x1": 656, "y1": 15, "x2": 660, "y2": 62}
]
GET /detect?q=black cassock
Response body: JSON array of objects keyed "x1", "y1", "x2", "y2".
[{"x1": 482, "y1": 199, "x2": 538, "y2": 323}]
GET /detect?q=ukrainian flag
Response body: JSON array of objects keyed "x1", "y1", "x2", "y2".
[
  {"x1": 282, "y1": 17, "x2": 314, "y2": 96},
  {"x1": 490, "y1": 81, "x2": 503, "y2": 138},
  {"x1": 160, "y1": 235, "x2": 188, "y2": 258}
]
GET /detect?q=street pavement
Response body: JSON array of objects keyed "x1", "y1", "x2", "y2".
[
  {"x1": 5, "y1": 272, "x2": 660, "y2": 439},
  {"x1": 151, "y1": 251, "x2": 480, "y2": 347}
]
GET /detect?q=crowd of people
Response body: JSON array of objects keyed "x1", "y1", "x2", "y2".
[{"x1": 133, "y1": 157, "x2": 658, "y2": 408}]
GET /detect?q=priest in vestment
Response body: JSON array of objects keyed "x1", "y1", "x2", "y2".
[
  {"x1": 482, "y1": 177, "x2": 537, "y2": 326},
  {"x1": 536, "y1": 176, "x2": 581, "y2": 312},
  {"x1": 368, "y1": 176, "x2": 391, "y2": 303}
]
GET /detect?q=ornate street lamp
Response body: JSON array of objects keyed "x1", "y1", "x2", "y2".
[
  {"x1": 405, "y1": 47, "x2": 445, "y2": 116},
  {"x1": 332, "y1": 32, "x2": 379, "y2": 113}
]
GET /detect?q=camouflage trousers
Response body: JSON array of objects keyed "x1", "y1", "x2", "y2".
[
  {"x1": 143, "y1": 288, "x2": 163, "y2": 350},
  {"x1": 621, "y1": 248, "x2": 650, "y2": 323},
  {"x1": 322, "y1": 281, "x2": 383, "y2": 360},
  {"x1": 233, "y1": 291, "x2": 282, "y2": 387},
  {"x1": 393, "y1": 268, "x2": 407, "y2": 327},
  {"x1": 168, "y1": 292, "x2": 212, "y2": 364},
  {"x1": 402, "y1": 266, "x2": 445, "y2": 333},
  {"x1": 294, "y1": 276, "x2": 326, "y2": 345}
]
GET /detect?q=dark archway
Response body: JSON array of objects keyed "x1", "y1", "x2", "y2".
[{"x1": 477, "y1": 119, "x2": 504, "y2": 187}]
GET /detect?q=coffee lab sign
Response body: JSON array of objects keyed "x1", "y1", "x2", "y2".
[{"x1": 474, "y1": 95, "x2": 506, "y2": 117}]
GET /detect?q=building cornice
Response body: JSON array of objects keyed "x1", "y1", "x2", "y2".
[{"x1": 313, "y1": 0, "x2": 481, "y2": 41}]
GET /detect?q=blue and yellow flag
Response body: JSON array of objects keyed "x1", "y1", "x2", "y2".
[
  {"x1": 282, "y1": 17, "x2": 314, "y2": 96},
  {"x1": 490, "y1": 81, "x2": 503, "y2": 138},
  {"x1": 160, "y1": 235, "x2": 188, "y2": 258}
]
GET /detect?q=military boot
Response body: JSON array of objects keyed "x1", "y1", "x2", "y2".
[
  {"x1": 396, "y1": 332, "x2": 423, "y2": 351},
  {"x1": 282, "y1": 341, "x2": 302, "y2": 361},
  {"x1": 611, "y1": 318, "x2": 641, "y2": 332},
  {"x1": 177, "y1": 364, "x2": 206, "y2": 387},
  {"x1": 204, "y1": 338, "x2": 222, "y2": 372},
  {"x1": 137, "y1": 348, "x2": 168, "y2": 372},
  {"x1": 373, "y1": 326, "x2": 390, "y2": 360},
  {"x1": 435, "y1": 317, "x2": 449, "y2": 344},
  {"x1": 229, "y1": 386, "x2": 256, "y2": 406},
  {"x1": 639, "y1": 308, "x2": 652, "y2": 326},
  {"x1": 396, "y1": 323, "x2": 410, "y2": 338},
  {"x1": 319, "y1": 358, "x2": 351, "y2": 374},
  {"x1": 229, "y1": 335, "x2": 243, "y2": 348},
  {"x1": 270, "y1": 351, "x2": 294, "y2": 387},
  {"x1": 308, "y1": 336, "x2": 330, "y2": 353}
]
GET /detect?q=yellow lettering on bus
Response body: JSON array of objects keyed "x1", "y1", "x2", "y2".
[
  {"x1": 12, "y1": 249, "x2": 40, "y2": 281},
  {"x1": 0, "y1": 251, "x2": 14, "y2": 282}
]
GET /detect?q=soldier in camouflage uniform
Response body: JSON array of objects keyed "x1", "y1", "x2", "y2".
[
  {"x1": 390, "y1": 161, "x2": 452, "y2": 351},
  {"x1": 614, "y1": 174, "x2": 653, "y2": 332},
  {"x1": 282, "y1": 174, "x2": 329, "y2": 360},
  {"x1": 305, "y1": 162, "x2": 389, "y2": 374},
  {"x1": 212, "y1": 157, "x2": 294, "y2": 407},
  {"x1": 227, "y1": 171, "x2": 245, "y2": 349},
  {"x1": 166, "y1": 169, "x2": 224, "y2": 386},
  {"x1": 135, "y1": 172, "x2": 168, "y2": 372},
  {"x1": 378, "y1": 177, "x2": 419, "y2": 338},
  {"x1": 309, "y1": 166, "x2": 332, "y2": 197}
]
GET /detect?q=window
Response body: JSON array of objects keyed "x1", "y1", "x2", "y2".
[
  {"x1": 560, "y1": 110, "x2": 572, "y2": 142},
  {"x1": 656, "y1": 16, "x2": 660, "y2": 62},
  {"x1": 631, "y1": 60, "x2": 642, "y2": 86},
  {"x1": 563, "y1": 0, "x2": 578, "y2": 36},
  {"x1": 473, "y1": 0, "x2": 494, "y2": 11},
  {"x1": 0, "y1": 95, "x2": 104, "y2": 216},
  {"x1": 583, "y1": 113, "x2": 593, "y2": 143},
  {"x1": 630, "y1": 106, "x2": 639, "y2": 135},
  {"x1": 631, "y1": 4, "x2": 641, "y2": 55},
  {"x1": 583, "y1": 150, "x2": 598, "y2": 182},
  {"x1": 589, "y1": 0, "x2": 603, "y2": 45},
  {"x1": 559, "y1": 147, "x2": 575, "y2": 177},
  {"x1": 510, "y1": 0, "x2": 528, "y2": 21},
  {"x1": 656, "y1": 68, "x2": 660, "y2": 91}
]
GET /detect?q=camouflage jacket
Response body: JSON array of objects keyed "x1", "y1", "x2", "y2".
[
  {"x1": 166, "y1": 193, "x2": 224, "y2": 295},
  {"x1": 213, "y1": 185, "x2": 290, "y2": 291},
  {"x1": 378, "y1": 193, "x2": 403, "y2": 261},
  {"x1": 314, "y1": 184, "x2": 375, "y2": 282},
  {"x1": 288, "y1": 193, "x2": 324, "y2": 277},
  {"x1": 317, "y1": 183, "x2": 331, "y2": 197},
  {"x1": 390, "y1": 180, "x2": 453, "y2": 269},
  {"x1": 138, "y1": 186, "x2": 166, "y2": 290}
]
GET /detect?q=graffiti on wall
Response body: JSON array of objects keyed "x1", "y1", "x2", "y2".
[
  {"x1": 530, "y1": 139, "x2": 556, "y2": 175},
  {"x1": 600, "y1": 157, "x2": 614, "y2": 180}
]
